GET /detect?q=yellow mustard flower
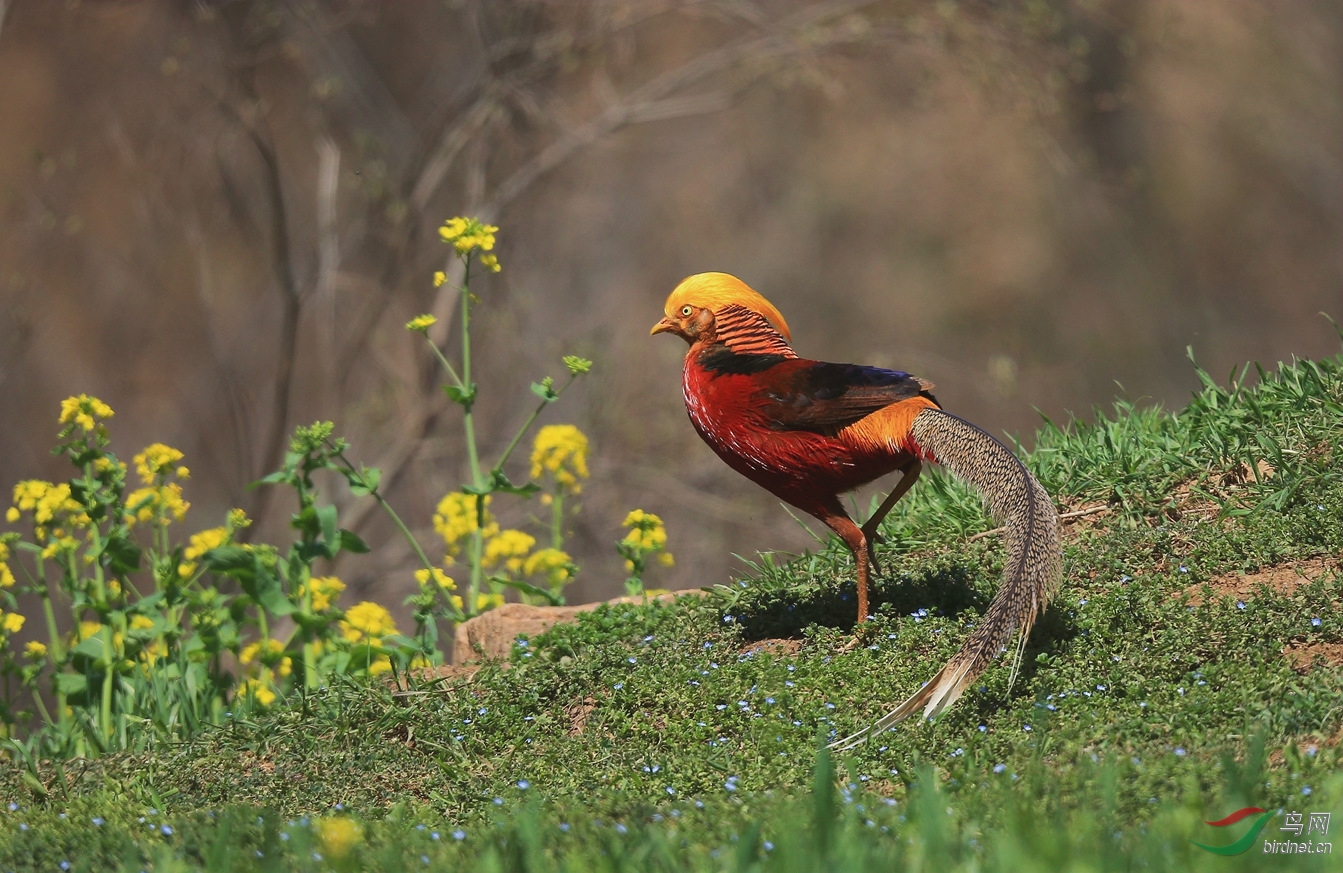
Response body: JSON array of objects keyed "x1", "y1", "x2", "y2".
[
  {"x1": 76, "y1": 620, "x2": 104, "y2": 641},
  {"x1": 483, "y1": 529, "x2": 535, "y2": 575},
  {"x1": 622, "y1": 509, "x2": 669, "y2": 551},
  {"x1": 300, "y1": 575, "x2": 345, "y2": 613},
  {"x1": 133, "y1": 443, "x2": 186, "y2": 485},
  {"x1": 523, "y1": 547, "x2": 574, "y2": 588},
  {"x1": 340, "y1": 600, "x2": 398, "y2": 644},
  {"x1": 432, "y1": 271, "x2": 447, "y2": 287},
  {"x1": 414, "y1": 567, "x2": 456, "y2": 591},
  {"x1": 406, "y1": 313, "x2": 438, "y2": 332},
  {"x1": 530, "y1": 424, "x2": 590, "y2": 495},
  {"x1": 126, "y1": 483, "x2": 189, "y2": 528},
  {"x1": 4, "y1": 507, "x2": 16, "y2": 523},
  {"x1": 58, "y1": 394, "x2": 114, "y2": 432},
  {"x1": 227, "y1": 507, "x2": 251, "y2": 530},
  {"x1": 433, "y1": 492, "x2": 497, "y2": 558},
  {"x1": 24, "y1": 640, "x2": 47, "y2": 660},
  {"x1": 439, "y1": 216, "x2": 498, "y2": 254},
  {"x1": 237, "y1": 677, "x2": 277, "y2": 708},
  {"x1": 475, "y1": 592, "x2": 504, "y2": 612},
  {"x1": 139, "y1": 638, "x2": 167, "y2": 667},
  {"x1": 179, "y1": 526, "x2": 229, "y2": 577},
  {"x1": 0, "y1": 541, "x2": 13, "y2": 588},
  {"x1": 480, "y1": 253, "x2": 501, "y2": 273},
  {"x1": 0, "y1": 611, "x2": 24, "y2": 634},
  {"x1": 315, "y1": 816, "x2": 363, "y2": 860}
]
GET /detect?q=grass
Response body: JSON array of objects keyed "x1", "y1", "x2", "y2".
[{"x1": 2, "y1": 350, "x2": 1342, "y2": 871}]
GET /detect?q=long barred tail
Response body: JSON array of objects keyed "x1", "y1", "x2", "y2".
[{"x1": 831, "y1": 406, "x2": 1061, "y2": 750}]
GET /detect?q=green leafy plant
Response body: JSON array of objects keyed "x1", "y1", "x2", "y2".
[{"x1": 406, "y1": 217, "x2": 595, "y2": 616}]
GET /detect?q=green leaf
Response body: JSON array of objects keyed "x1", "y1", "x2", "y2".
[
  {"x1": 495, "y1": 576, "x2": 564, "y2": 606},
  {"x1": 530, "y1": 379, "x2": 558, "y2": 402},
  {"x1": 339, "y1": 529, "x2": 371, "y2": 554},
  {"x1": 101, "y1": 532, "x2": 142, "y2": 576},
  {"x1": 55, "y1": 672, "x2": 89, "y2": 697},
  {"x1": 445, "y1": 383, "x2": 478, "y2": 407},
  {"x1": 348, "y1": 465, "x2": 382, "y2": 496},
  {"x1": 204, "y1": 545, "x2": 258, "y2": 581},
  {"x1": 317, "y1": 504, "x2": 338, "y2": 550},
  {"x1": 487, "y1": 468, "x2": 540, "y2": 497}
]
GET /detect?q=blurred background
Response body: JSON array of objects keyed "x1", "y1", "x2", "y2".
[{"x1": 0, "y1": 0, "x2": 1338, "y2": 627}]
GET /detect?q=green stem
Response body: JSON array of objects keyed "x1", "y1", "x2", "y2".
[
  {"x1": 100, "y1": 634, "x2": 114, "y2": 740},
  {"x1": 550, "y1": 492, "x2": 565, "y2": 550},
  {"x1": 491, "y1": 373, "x2": 580, "y2": 475}
]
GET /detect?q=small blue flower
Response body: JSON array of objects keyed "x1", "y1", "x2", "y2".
[
  {"x1": 60, "y1": 862, "x2": 70, "y2": 871},
  {"x1": 559, "y1": 822, "x2": 571, "y2": 832},
  {"x1": 1312, "y1": 617, "x2": 1322, "y2": 627},
  {"x1": 1174, "y1": 747, "x2": 1186, "y2": 757},
  {"x1": 1302, "y1": 786, "x2": 1313, "y2": 796},
  {"x1": 613, "y1": 682, "x2": 624, "y2": 690},
  {"x1": 161, "y1": 824, "x2": 174, "y2": 836},
  {"x1": 453, "y1": 829, "x2": 467, "y2": 841},
  {"x1": 1178, "y1": 566, "x2": 1188, "y2": 574},
  {"x1": 1236, "y1": 601, "x2": 1246, "y2": 610},
  {"x1": 627, "y1": 656, "x2": 637, "y2": 664},
  {"x1": 666, "y1": 786, "x2": 675, "y2": 795},
  {"x1": 993, "y1": 764, "x2": 1006, "y2": 774},
  {"x1": 978, "y1": 724, "x2": 988, "y2": 733},
  {"x1": 763, "y1": 841, "x2": 775, "y2": 851},
  {"x1": 1023, "y1": 724, "x2": 1032, "y2": 732},
  {"x1": 92, "y1": 817, "x2": 105, "y2": 826},
  {"x1": 517, "y1": 779, "x2": 530, "y2": 790}
]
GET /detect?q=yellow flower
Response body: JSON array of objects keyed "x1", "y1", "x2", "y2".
[
  {"x1": 433, "y1": 492, "x2": 496, "y2": 558},
  {"x1": 340, "y1": 600, "x2": 398, "y2": 644},
  {"x1": 228, "y1": 507, "x2": 251, "y2": 530},
  {"x1": 523, "y1": 547, "x2": 574, "y2": 588},
  {"x1": 432, "y1": 271, "x2": 447, "y2": 287},
  {"x1": 77, "y1": 620, "x2": 105, "y2": 641},
  {"x1": 658, "y1": 552, "x2": 675, "y2": 567},
  {"x1": 438, "y1": 216, "x2": 498, "y2": 254},
  {"x1": 530, "y1": 424, "x2": 590, "y2": 494},
  {"x1": 58, "y1": 394, "x2": 114, "y2": 432},
  {"x1": 406, "y1": 313, "x2": 438, "y2": 332},
  {"x1": 125, "y1": 483, "x2": 189, "y2": 528},
  {"x1": 483, "y1": 529, "x2": 535, "y2": 575},
  {"x1": 133, "y1": 443, "x2": 186, "y2": 485},
  {"x1": 414, "y1": 567, "x2": 456, "y2": 591},
  {"x1": 475, "y1": 592, "x2": 504, "y2": 612},
  {"x1": 24, "y1": 640, "x2": 47, "y2": 660},
  {"x1": 4, "y1": 507, "x2": 16, "y2": 523},
  {"x1": 130, "y1": 614, "x2": 155, "y2": 631},
  {"x1": 622, "y1": 509, "x2": 668, "y2": 551},
  {"x1": 237, "y1": 677, "x2": 276, "y2": 708},
  {"x1": 316, "y1": 816, "x2": 363, "y2": 860},
  {"x1": 301, "y1": 575, "x2": 345, "y2": 613},
  {"x1": 0, "y1": 611, "x2": 24, "y2": 634},
  {"x1": 480, "y1": 253, "x2": 501, "y2": 273},
  {"x1": 0, "y1": 542, "x2": 13, "y2": 589},
  {"x1": 179, "y1": 526, "x2": 229, "y2": 576}
]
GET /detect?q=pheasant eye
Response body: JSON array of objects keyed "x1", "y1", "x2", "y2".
[{"x1": 680, "y1": 305, "x2": 694, "y2": 317}]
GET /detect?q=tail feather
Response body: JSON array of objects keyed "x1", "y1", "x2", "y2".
[{"x1": 831, "y1": 407, "x2": 1061, "y2": 750}]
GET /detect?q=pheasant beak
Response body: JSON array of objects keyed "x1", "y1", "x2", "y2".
[{"x1": 650, "y1": 316, "x2": 677, "y2": 337}]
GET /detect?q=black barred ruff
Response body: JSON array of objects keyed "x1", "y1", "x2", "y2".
[{"x1": 712, "y1": 304, "x2": 797, "y2": 357}]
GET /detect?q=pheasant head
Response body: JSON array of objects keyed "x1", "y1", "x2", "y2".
[{"x1": 650, "y1": 272, "x2": 793, "y2": 350}]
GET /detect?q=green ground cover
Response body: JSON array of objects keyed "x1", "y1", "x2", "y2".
[{"x1": 2, "y1": 352, "x2": 1341, "y2": 871}]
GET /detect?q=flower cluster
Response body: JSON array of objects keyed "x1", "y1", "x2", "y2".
[
  {"x1": 618, "y1": 509, "x2": 674, "y2": 595},
  {"x1": 439, "y1": 216, "x2": 501, "y2": 272},
  {"x1": 58, "y1": 393, "x2": 114, "y2": 434},
  {"x1": 530, "y1": 424, "x2": 590, "y2": 495}
]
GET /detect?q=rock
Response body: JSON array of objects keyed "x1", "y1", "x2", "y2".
[{"x1": 452, "y1": 591, "x2": 704, "y2": 663}]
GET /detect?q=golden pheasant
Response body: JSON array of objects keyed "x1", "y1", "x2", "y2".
[{"x1": 651, "y1": 272, "x2": 1061, "y2": 744}]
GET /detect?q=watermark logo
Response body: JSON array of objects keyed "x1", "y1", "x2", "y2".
[
  {"x1": 1192, "y1": 807, "x2": 1333, "y2": 856},
  {"x1": 1192, "y1": 807, "x2": 1272, "y2": 856}
]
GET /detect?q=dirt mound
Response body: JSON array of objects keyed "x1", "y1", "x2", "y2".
[{"x1": 1186, "y1": 556, "x2": 1339, "y2": 606}]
